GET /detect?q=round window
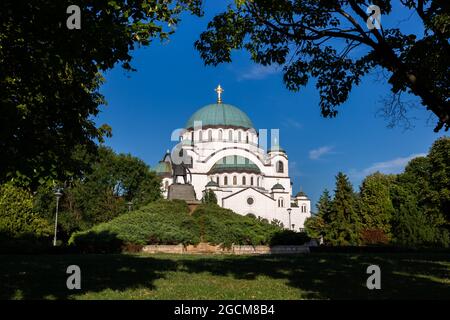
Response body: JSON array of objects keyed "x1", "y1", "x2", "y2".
[{"x1": 247, "y1": 197, "x2": 254, "y2": 205}]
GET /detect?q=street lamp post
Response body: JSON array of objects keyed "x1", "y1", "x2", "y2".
[
  {"x1": 287, "y1": 208, "x2": 292, "y2": 231},
  {"x1": 53, "y1": 188, "x2": 63, "y2": 246}
]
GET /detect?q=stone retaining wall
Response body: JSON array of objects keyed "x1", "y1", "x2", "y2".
[{"x1": 141, "y1": 243, "x2": 310, "y2": 255}]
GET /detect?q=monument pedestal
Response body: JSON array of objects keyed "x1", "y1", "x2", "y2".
[{"x1": 167, "y1": 184, "x2": 201, "y2": 212}]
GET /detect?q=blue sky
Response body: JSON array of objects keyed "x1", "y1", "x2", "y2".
[{"x1": 96, "y1": 1, "x2": 447, "y2": 207}]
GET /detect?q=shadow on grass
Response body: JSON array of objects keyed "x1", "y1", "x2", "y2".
[{"x1": 0, "y1": 252, "x2": 449, "y2": 300}]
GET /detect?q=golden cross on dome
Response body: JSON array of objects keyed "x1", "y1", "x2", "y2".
[{"x1": 215, "y1": 84, "x2": 224, "y2": 104}]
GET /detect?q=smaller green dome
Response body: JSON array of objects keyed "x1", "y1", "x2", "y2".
[
  {"x1": 295, "y1": 191, "x2": 308, "y2": 198},
  {"x1": 271, "y1": 183, "x2": 285, "y2": 190},
  {"x1": 153, "y1": 161, "x2": 171, "y2": 177},
  {"x1": 209, "y1": 155, "x2": 260, "y2": 174},
  {"x1": 206, "y1": 180, "x2": 219, "y2": 187}
]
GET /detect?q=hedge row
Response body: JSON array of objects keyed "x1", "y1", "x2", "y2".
[{"x1": 69, "y1": 200, "x2": 310, "y2": 252}]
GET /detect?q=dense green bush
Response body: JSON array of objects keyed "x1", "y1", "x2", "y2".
[
  {"x1": 269, "y1": 230, "x2": 311, "y2": 246},
  {"x1": 69, "y1": 200, "x2": 201, "y2": 251},
  {"x1": 69, "y1": 201, "x2": 296, "y2": 251},
  {"x1": 192, "y1": 204, "x2": 283, "y2": 247},
  {"x1": 0, "y1": 182, "x2": 52, "y2": 238}
]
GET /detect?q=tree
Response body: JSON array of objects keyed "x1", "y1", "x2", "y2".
[
  {"x1": 202, "y1": 189, "x2": 218, "y2": 204},
  {"x1": 327, "y1": 172, "x2": 361, "y2": 245},
  {"x1": 390, "y1": 191, "x2": 449, "y2": 247},
  {"x1": 427, "y1": 137, "x2": 450, "y2": 227},
  {"x1": 34, "y1": 146, "x2": 162, "y2": 239},
  {"x1": 304, "y1": 189, "x2": 331, "y2": 239},
  {"x1": 195, "y1": 0, "x2": 450, "y2": 131},
  {"x1": 1, "y1": 0, "x2": 202, "y2": 187},
  {"x1": 359, "y1": 172, "x2": 395, "y2": 241},
  {"x1": 0, "y1": 182, "x2": 52, "y2": 239}
]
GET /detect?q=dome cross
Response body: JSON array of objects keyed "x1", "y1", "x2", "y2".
[{"x1": 215, "y1": 84, "x2": 224, "y2": 104}]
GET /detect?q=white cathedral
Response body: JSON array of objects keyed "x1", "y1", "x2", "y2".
[{"x1": 153, "y1": 86, "x2": 311, "y2": 231}]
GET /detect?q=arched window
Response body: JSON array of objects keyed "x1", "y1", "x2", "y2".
[
  {"x1": 257, "y1": 177, "x2": 260, "y2": 187},
  {"x1": 276, "y1": 161, "x2": 284, "y2": 173},
  {"x1": 233, "y1": 176, "x2": 237, "y2": 185},
  {"x1": 302, "y1": 205, "x2": 307, "y2": 213},
  {"x1": 218, "y1": 129, "x2": 223, "y2": 141},
  {"x1": 229, "y1": 130, "x2": 233, "y2": 142},
  {"x1": 208, "y1": 130, "x2": 212, "y2": 141},
  {"x1": 278, "y1": 198, "x2": 284, "y2": 208},
  {"x1": 199, "y1": 130, "x2": 203, "y2": 142},
  {"x1": 191, "y1": 131, "x2": 194, "y2": 145},
  {"x1": 238, "y1": 131, "x2": 242, "y2": 142},
  {"x1": 242, "y1": 176, "x2": 246, "y2": 185},
  {"x1": 246, "y1": 133, "x2": 249, "y2": 144},
  {"x1": 250, "y1": 176, "x2": 254, "y2": 186},
  {"x1": 224, "y1": 176, "x2": 228, "y2": 185}
]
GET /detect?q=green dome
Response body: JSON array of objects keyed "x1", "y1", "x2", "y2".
[
  {"x1": 186, "y1": 104, "x2": 254, "y2": 129},
  {"x1": 153, "y1": 161, "x2": 171, "y2": 177},
  {"x1": 271, "y1": 183, "x2": 285, "y2": 190},
  {"x1": 209, "y1": 155, "x2": 260, "y2": 174}
]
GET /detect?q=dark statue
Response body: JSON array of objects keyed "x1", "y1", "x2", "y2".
[
  {"x1": 169, "y1": 148, "x2": 192, "y2": 184},
  {"x1": 172, "y1": 162, "x2": 192, "y2": 184}
]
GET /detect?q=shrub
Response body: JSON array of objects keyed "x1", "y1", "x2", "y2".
[
  {"x1": 360, "y1": 228, "x2": 390, "y2": 245},
  {"x1": 269, "y1": 230, "x2": 311, "y2": 246},
  {"x1": 0, "y1": 182, "x2": 52, "y2": 239},
  {"x1": 69, "y1": 201, "x2": 307, "y2": 252},
  {"x1": 69, "y1": 200, "x2": 201, "y2": 252},
  {"x1": 192, "y1": 204, "x2": 283, "y2": 247},
  {"x1": 69, "y1": 230, "x2": 124, "y2": 253}
]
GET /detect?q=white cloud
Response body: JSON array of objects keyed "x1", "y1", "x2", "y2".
[
  {"x1": 283, "y1": 118, "x2": 303, "y2": 129},
  {"x1": 351, "y1": 153, "x2": 427, "y2": 178},
  {"x1": 309, "y1": 146, "x2": 334, "y2": 160},
  {"x1": 238, "y1": 64, "x2": 281, "y2": 81}
]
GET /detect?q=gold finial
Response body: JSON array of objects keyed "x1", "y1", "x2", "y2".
[{"x1": 215, "y1": 84, "x2": 224, "y2": 104}]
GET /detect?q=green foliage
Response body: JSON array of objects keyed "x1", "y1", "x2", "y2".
[
  {"x1": 34, "y1": 146, "x2": 162, "y2": 240},
  {"x1": 202, "y1": 189, "x2": 218, "y2": 204},
  {"x1": 69, "y1": 200, "x2": 198, "y2": 250},
  {"x1": 359, "y1": 172, "x2": 395, "y2": 241},
  {"x1": 305, "y1": 189, "x2": 331, "y2": 239},
  {"x1": 0, "y1": 182, "x2": 52, "y2": 239},
  {"x1": 304, "y1": 215, "x2": 325, "y2": 239},
  {"x1": 428, "y1": 137, "x2": 450, "y2": 226},
  {"x1": 314, "y1": 137, "x2": 450, "y2": 248},
  {"x1": 391, "y1": 194, "x2": 449, "y2": 247},
  {"x1": 69, "y1": 201, "x2": 291, "y2": 251},
  {"x1": 269, "y1": 230, "x2": 310, "y2": 246},
  {"x1": 192, "y1": 204, "x2": 283, "y2": 247},
  {"x1": 195, "y1": 1, "x2": 450, "y2": 131},
  {"x1": 0, "y1": 0, "x2": 202, "y2": 187},
  {"x1": 326, "y1": 173, "x2": 361, "y2": 246}
]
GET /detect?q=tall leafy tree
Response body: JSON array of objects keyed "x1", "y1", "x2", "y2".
[
  {"x1": 305, "y1": 189, "x2": 331, "y2": 239},
  {"x1": 327, "y1": 172, "x2": 361, "y2": 245},
  {"x1": 196, "y1": 0, "x2": 450, "y2": 131},
  {"x1": 427, "y1": 137, "x2": 450, "y2": 227},
  {"x1": 34, "y1": 146, "x2": 162, "y2": 239},
  {"x1": 1, "y1": 0, "x2": 202, "y2": 187},
  {"x1": 359, "y1": 172, "x2": 395, "y2": 239}
]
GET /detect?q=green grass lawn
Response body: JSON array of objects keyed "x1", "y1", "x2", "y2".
[{"x1": 1, "y1": 252, "x2": 449, "y2": 300}]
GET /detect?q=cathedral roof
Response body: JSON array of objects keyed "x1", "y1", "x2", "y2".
[
  {"x1": 185, "y1": 103, "x2": 254, "y2": 130},
  {"x1": 209, "y1": 155, "x2": 261, "y2": 174}
]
